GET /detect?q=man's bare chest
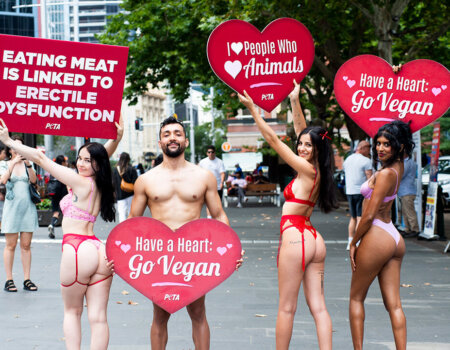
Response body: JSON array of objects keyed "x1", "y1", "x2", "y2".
[{"x1": 147, "y1": 177, "x2": 206, "y2": 203}]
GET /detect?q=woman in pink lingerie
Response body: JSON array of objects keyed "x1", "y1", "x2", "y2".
[
  {"x1": 0, "y1": 118, "x2": 123, "y2": 350},
  {"x1": 239, "y1": 81, "x2": 337, "y2": 349},
  {"x1": 349, "y1": 120, "x2": 414, "y2": 350}
]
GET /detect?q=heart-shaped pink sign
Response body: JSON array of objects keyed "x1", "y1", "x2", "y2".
[
  {"x1": 106, "y1": 217, "x2": 242, "y2": 314},
  {"x1": 334, "y1": 55, "x2": 450, "y2": 137},
  {"x1": 207, "y1": 18, "x2": 314, "y2": 112}
]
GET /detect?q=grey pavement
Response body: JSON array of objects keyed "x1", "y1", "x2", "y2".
[{"x1": 0, "y1": 199, "x2": 449, "y2": 349}]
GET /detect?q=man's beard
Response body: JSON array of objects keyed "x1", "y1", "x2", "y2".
[{"x1": 162, "y1": 142, "x2": 186, "y2": 158}]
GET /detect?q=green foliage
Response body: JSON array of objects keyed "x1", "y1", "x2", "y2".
[
  {"x1": 100, "y1": 0, "x2": 449, "y2": 142},
  {"x1": 36, "y1": 198, "x2": 52, "y2": 210},
  {"x1": 184, "y1": 116, "x2": 227, "y2": 162}
]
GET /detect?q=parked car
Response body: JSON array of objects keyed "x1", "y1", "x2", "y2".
[{"x1": 422, "y1": 156, "x2": 450, "y2": 207}]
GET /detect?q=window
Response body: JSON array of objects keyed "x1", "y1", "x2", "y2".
[{"x1": 19, "y1": 0, "x2": 33, "y2": 14}]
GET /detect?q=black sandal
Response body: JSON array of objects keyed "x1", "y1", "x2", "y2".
[
  {"x1": 4, "y1": 280, "x2": 17, "y2": 292},
  {"x1": 23, "y1": 279, "x2": 38, "y2": 291}
]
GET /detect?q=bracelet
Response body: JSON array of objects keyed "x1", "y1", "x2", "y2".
[{"x1": 26, "y1": 165, "x2": 32, "y2": 168}]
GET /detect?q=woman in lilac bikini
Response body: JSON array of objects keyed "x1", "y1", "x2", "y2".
[{"x1": 349, "y1": 120, "x2": 414, "y2": 350}]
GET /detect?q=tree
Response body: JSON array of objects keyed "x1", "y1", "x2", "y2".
[{"x1": 100, "y1": 0, "x2": 449, "y2": 142}]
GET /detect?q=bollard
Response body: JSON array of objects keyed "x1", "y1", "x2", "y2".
[{"x1": 436, "y1": 185, "x2": 446, "y2": 241}]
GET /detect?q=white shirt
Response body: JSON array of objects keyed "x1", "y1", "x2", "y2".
[
  {"x1": 343, "y1": 153, "x2": 372, "y2": 195},
  {"x1": 199, "y1": 157, "x2": 226, "y2": 190}
]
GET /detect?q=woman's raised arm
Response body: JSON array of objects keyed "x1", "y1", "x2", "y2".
[
  {"x1": 0, "y1": 119, "x2": 88, "y2": 191},
  {"x1": 104, "y1": 113, "x2": 124, "y2": 158},
  {"x1": 289, "y1": 79, "x2": 307, "y2": 137},
  {"x1": 238, "y1": 90, "x2": 313, "y2": 176}
]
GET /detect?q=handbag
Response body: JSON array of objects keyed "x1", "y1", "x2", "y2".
[
  {"x1": 120, "y1": 178, "x2": 134, "y2": 192},
  {"x1": 25, "y1": 165, "x2": 41, "y2": 204},
  {"x1": 118, "y1": 167, "x2": 134, "y2": 193}
]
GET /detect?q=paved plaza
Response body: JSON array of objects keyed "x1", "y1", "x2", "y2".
[{"x1": 0, "y1": 201, "x2": 449, "y2": 349}]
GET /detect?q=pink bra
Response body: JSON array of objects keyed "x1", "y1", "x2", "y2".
[
  {"x1": 60, "y1": 177, "x2": 97, "y2": 223},
  {"x1": 360, "y1": 168, "x2": 398, "y2": 202},
  {"x1": 283, "y1": 168, "x2": 317, "y2": 207}
]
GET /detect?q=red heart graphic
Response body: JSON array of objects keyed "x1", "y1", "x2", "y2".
[
  {"x1": 106, "y1": 217, "x2": 242, "y2": 314},
  {"x1": 207, "y1": 18, "x2": 314, "y2": 112},
  {"x1": 334, "y1": 55, "x2": 450, "y2": 137}
]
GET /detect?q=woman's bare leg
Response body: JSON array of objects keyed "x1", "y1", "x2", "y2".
[
  {"x1": 378, "y1": 238, "x2": 406, "y2": 350},
  {"x1": 4, "y1": 233, "x2": 18, "y2": 281},
  {"x1": 86, "y1": 244, "x2": 113, "y2": 350},
  {"x1": 349, "y1": 228, "x2": 396, "y2": 350},
  {"x1": 276, "y1": 227, "x2": 316, "y2": 349},
  {"x1": 304, "y1": 234, "x2": 332, "y2": 350},
  {"x1": 19, "y1": 232, "x2": 33, "y2": 280}
]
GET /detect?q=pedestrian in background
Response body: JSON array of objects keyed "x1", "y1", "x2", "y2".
[
  {"x1": 113, "y1": 152, "x2": 138, "y2": 223},
  {"x1": 47, "y1": 155, "x2": 69, "y2": 239},
  {"x1": 228, "y1": 172, "x2": 247, "y2": 208},
  {"x1": 0, "y1": 117, "x2": 123, "y2": 349},
  {"x1": 151, "y1": 154, "x2": 163, "y2": 168},
  {"x1": 1, "y1": 135, "x2": 38, "y2": 292},
  {"x1": 0, "y1": 143, "x2": 10, "y2": 236},
  {"x1": 234, "y1": 163, "x2": 243, "y2": 178},
  {"x1": 349, "y1": 120, "x2": 414, "y2": 350},
  {"x1": 199, "y1": 145, "x2": 225, "y2": 217},
  {"x1": 398, "y1": 156, "x2": 419, "y2": 237},
  {"x1": 136, "y1": 163, "x2": 145, "y2": 176},
  {"x1": 239, "y1": 80, "x2": 337, "y2": 349},
  {"x1": 343, "y1": 141, "x2": 373, "y2": 250}
]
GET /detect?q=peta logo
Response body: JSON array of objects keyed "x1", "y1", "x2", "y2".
[
  {"x1": 45, "y1": 123, "x2": 61, "y2": 130},
  {"x1": 164, "y1": 294, "x2": 180, "y2": 301},
  {"x1": 261, "y1": 93, "x2": 274, "y2": 100}
]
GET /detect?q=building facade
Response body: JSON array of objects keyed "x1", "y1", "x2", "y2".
[
  {"x1": 42, "y1": 0, "x2": 121, "y2": 42},
  {"x1": 0, "y1": 0, "x2": 38, "y2": 37},
  {"x1": 117, "y1": 87, "x2": 167, "y2": 166}
]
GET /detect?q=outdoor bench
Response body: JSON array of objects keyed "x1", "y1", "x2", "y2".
[{"x1": 223, "y1": 182, "x2": 280, "y2": 207}]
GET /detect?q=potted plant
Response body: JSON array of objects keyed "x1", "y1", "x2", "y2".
[{"x1": 36, "y1": 198, "x2": 62, "y2": 227}]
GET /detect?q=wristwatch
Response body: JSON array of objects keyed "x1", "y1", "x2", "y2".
[{"x1": 26, "y1": 164, "x2": 32, "y2": 168}]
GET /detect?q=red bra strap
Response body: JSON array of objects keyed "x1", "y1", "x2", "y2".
[{"x1": 308, "y1": 168, "x2": 317, "y2": 200}]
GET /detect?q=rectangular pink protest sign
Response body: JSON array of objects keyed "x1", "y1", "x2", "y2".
[{"x1": 0, "y1": 34, "x2": 129, "y2": 139}]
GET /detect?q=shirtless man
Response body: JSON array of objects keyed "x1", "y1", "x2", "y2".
[{"x1": 129, "y1": 116, "x2": 238, "y2": 349}]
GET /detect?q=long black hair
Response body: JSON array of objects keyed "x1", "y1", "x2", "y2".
[
  {"x1": 78, "y1": 142, "x2": 116, "y2": 222},
  {"x1": 372, "y1": 120, "x2": 415, "y2": 169},
  {"x1": 296, "y1": 126, "x2": 338, "y2": 213},
  {"x1": 117, "y1": 152, "x2": 131, "y2": 174}
]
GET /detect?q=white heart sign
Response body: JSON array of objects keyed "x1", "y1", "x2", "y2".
[
  {"x1": 224, "y1": 60, "x2": 242, "y2": 79},
  {"x1": 231, "y1": 42, "x2": 243, "y2": 55}
]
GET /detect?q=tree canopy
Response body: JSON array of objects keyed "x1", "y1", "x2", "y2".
[{"x1": 100, "y1": 0, "x2": 449, "y2": 142}]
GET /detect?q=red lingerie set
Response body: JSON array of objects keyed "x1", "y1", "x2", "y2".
[
  {"x1": 60, "y1": 178, "x2": 112, "y2": 287},
  {"x1": 279, "y1": 169, "x2": 318, "y2": 271}
]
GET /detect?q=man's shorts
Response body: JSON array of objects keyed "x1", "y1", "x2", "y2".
[
  {"x1": 218, "y1": 189, "x2": 223, "y2": 199},
  {"x1": 347, "y1": 194, "x2": 364, "y2": 218}
]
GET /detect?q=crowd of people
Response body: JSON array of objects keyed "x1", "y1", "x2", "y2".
[{"x1": 0, "y1": 76, "x2": 421, "y2": 349}]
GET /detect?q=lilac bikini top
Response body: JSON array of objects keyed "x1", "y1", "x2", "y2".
[
  {"x1": 360, "y1": 168, "x2": 398, "y2": 202},
  {"x1": 60, "y1": 177, "x2": 97, "y2": 223}
]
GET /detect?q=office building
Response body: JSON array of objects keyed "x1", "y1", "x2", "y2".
[{"x1": 0, "y1": 0, "x2": 38, "y2": 37}]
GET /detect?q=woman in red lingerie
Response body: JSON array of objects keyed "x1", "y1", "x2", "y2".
[
  {"x1": 0, "y1": 118, "x2": 122, "y2": 350},
  {"x1": 239, "y1": 81, "x2": 337, "y2": 349},
  {"x1": 349, "y1": 120, "x2": 414, "y2": 350}
]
